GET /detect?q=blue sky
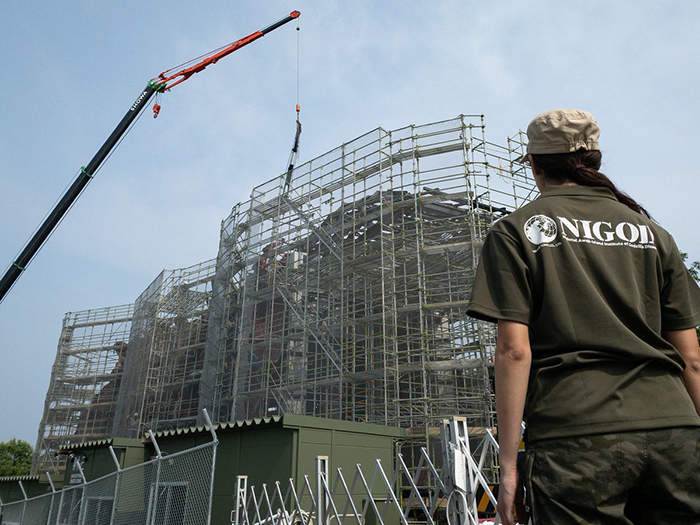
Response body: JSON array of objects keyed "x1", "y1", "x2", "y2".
[{"x1": 1, "y1": 1, "x2": 699, "y2": 444}]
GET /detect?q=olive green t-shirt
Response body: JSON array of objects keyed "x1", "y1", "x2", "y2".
[{"x1": 467, "y1": 185, "x2": 700, "y2": 443}]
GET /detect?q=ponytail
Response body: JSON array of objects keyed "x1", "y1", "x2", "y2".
[{"x1": 530, "y1": 150, "x2": 652, "y2": 219}]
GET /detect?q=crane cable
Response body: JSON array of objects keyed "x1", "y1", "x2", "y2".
[{"x1": 284, "y1": 20, "x2": 302, "y2": 192}]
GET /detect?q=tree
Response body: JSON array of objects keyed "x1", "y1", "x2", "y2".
[
  {"x1": 689, "y1": 260, "x2": 700, "y2": 283},
  {"x1": 681, "y1": 252, "x2": 700, "y2": 343},
  {"x1": 681, "y1": 252, "x2": 700, "y2": 281},
  {"x1": 0, "y1": 438, "x2": 32, "y2": 477}
]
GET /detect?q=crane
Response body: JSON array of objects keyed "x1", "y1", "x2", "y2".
[{"x1": 0, "y1": 11, "x2": 300, "y2": 304}]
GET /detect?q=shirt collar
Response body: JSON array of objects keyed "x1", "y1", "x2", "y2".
[{"x1": 538, "y1": 184, "x2": 618, "y2": 201}]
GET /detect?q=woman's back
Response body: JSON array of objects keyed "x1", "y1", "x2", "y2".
[
  {"x1": 467, "y1": 108, "x2": 700, "y2": 524},
  {"x1": 473, "y1": 183, "x2": 700, "y2": 442}
]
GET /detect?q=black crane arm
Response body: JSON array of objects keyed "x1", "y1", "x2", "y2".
[
  {"x1": 0, "y1": 82, "x2": 161, "y2": 302},
  {"x1": 0, "y1": 11, "x2": 300, "y2": 304}
]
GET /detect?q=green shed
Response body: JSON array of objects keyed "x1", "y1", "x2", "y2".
[{"x1": 0, "y1": 473, "x2": 62, "y2": 504}]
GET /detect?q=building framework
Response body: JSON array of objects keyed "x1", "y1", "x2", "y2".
[
  {"x1": 33, "y1": 115, "x2": 534, "y2": 475},
  {"x1": 32, "y1": 304, "x2": 134, "y2": 475},
  {"x1": 114, "y1": 259, "x2": 217, "y2": 437},
  {"x1": 198, "y1": 115, "x2": 534, "y2": 441}
]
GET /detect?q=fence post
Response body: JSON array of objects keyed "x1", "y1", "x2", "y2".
[
  {"x1": 203, "y1": 408, "x2": 219, "y2": 525},
  {"x1": 73, "y1": 455, "x2": 89, "y2": 525},
  {"x1": 18, "y1": 479, "x2": 28, "y2": 524},
  {"x1": 109, "y1": 445, "x2": 123, "y2": 525},
  {"x1": 232, "y1": 476, "x2": 248, "y2": 525},
  {"x1": 316, "y1": 456, "x2": 329, "y2": 525},
  {"x1": 46, "y1": 474, "x2": 57, "y2": 525},
  {"x1": 57, "y1": 483, "x2": 67, "y2": 524},
  {"x1": 148, "y1": 429, "x2": 163, "y2": 525}
]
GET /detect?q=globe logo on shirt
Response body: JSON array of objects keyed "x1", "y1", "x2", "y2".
[{"x1": 524, "y1": 215, "x2": 558, "y2": 244}]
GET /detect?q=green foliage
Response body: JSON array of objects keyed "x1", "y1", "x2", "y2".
[
  {"x1": 680, "y1": 252, "x2": 700, "y2": 342},
  {"x1": 680, "y1": 252, "x2": 700, "y2": 282},
  {"x1": 690, "y1": 261, "x2": 700, "y2": 283},
  {"x1": 0, "y1": 438, "x2": 32, "y2": 477}
]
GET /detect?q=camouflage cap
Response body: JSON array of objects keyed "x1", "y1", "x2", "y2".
[{"x1": 517, "y1": 108, "x2": 600, "y2": 163}]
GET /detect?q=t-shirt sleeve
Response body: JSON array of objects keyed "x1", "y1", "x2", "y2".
[
  {"x1": 660, "y1": 239, "x2": 700, "y2": 330},
  {"x1": 467, "y1": 230, "x2": 532, "y2": 325}
]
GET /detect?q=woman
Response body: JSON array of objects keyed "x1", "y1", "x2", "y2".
[{"x1": 467, "y1": 108, "x2": 700, "y2": 524}]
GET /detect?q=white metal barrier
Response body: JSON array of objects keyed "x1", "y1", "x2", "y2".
[{"x1": 230, "y1": 417, "x2": 504, "y2": 525}]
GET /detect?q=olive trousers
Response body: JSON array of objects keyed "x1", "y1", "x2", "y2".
[{"x1": 524, "y1": 427, "x2": 700, "y2": 524}]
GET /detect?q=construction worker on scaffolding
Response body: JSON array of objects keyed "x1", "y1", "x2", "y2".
[{"x1": 468, "y1": 108, "x2": 700, "y2": 524}]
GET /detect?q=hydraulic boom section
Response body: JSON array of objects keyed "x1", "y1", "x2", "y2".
[
  {"x1": 0, "y1": 11, "x2": 300, "y2": 304},
  {"x1": 154, "y1": 11, "x2": 300, "y2": 91}
]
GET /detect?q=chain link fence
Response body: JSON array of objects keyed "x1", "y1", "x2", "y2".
[
  {"x1": 1, "y1": 439, "x2": 216, "y2": 525},
  {"x1": 2, "y1": 417, "x2": 501, "y2": 525}
]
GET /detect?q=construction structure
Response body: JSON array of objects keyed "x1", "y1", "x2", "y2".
[
  {"x1": 114, "y1": 259, "x2": 217, "y2": 437},
  {"x1": 32, "y1": 115, "x2": 534, "y2": 476},
  {"x1": 197, "y1": 115, "x2": 534, "y2": 440},
  {"x1": 33, "y1": 304, "x2": 134, "y2": 475}
]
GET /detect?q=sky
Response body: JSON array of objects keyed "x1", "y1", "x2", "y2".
[{"x1": 1, "y1": 1, "x2": 699, "y2": 445}]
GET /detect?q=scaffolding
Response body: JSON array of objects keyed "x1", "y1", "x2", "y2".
[
  {"x1": 33, "y1": 115, "x2": 533, "y2": 477},
  {"x1": 199, "y1": 115, "x2": 535, "y2": 441},
  {"x1": 113, "y1": 259, "x2": 217, "y2": 437},
  {"x1": 32, "y1": 304, "x2": 134, "y2": 476}
]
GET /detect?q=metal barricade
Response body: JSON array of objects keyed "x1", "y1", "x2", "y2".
[{"x1": 229, "y1": 417, "x2": 504, "y2": 525}]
